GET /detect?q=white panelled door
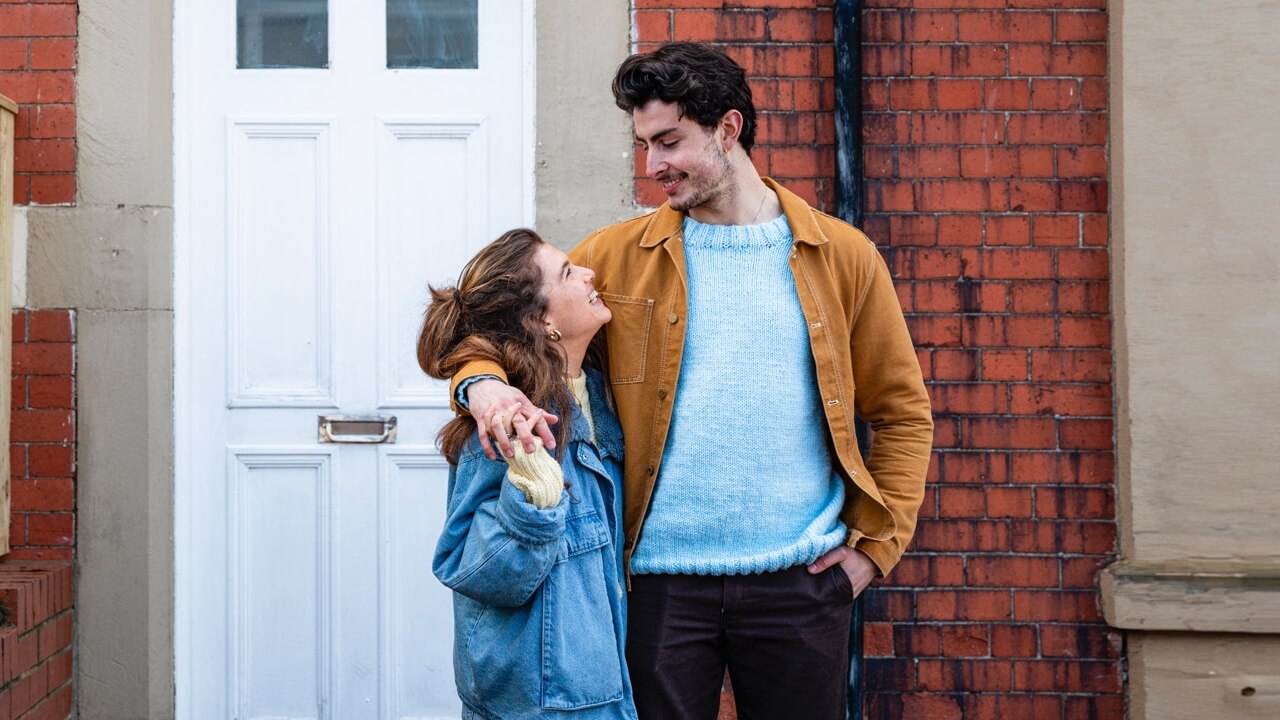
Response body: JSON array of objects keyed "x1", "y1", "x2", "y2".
[{"x1": 176, "y1": 2, "x2": 532, "y2": 718}]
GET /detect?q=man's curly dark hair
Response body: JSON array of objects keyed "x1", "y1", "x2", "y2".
[{"x1": 612, "y1": 42, "x2": 757, "y2": 154}]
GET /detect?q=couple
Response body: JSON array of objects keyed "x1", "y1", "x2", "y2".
[{"x1": 418, "y1": 43, "x2": 934, "y2": 720}]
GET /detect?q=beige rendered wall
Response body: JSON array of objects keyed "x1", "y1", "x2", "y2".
[
  {"x1": 1129, "y1": 633, "x2": 1280, "y2": 719},
  {"x1": 1111, "y1": 0, "x2": 1280, "y2": 566},
  {"x1": 1108, "y1": 0, "x2": 1280, "y2": 716},
  {"x1": 22, "y1": 0, "x2": 176, "y2": 715},
  {"x1": 28, "y1": 1, "x2": 630, "y2": 717},
  {"x1": 534, "y1": 0, "x2": 638, "y2": 247}
]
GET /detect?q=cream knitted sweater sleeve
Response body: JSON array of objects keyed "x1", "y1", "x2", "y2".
[
  {"x1": 504, "y1": 376, "x2": 595, "y2": 509},
  {"x1": 503, "y1": 439, "x2": 564, "y2": 510}
]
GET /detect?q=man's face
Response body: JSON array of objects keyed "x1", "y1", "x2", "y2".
[{"x1": 632, "y1": 99, "x2": 734, "y2": 212}]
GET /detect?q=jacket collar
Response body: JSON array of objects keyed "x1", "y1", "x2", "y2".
[
  {"x1": 637, "y1": 177, "x2": 830, "y2": 248},
  {"x1": 564, "y1": 367, "x2": 624, "y2": 459}
]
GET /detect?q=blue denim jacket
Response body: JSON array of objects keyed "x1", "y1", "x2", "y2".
[{"x1": 433, "y1": 369, "x2": 637, "y2": 720}]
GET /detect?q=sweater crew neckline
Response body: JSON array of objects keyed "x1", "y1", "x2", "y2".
[{"x1": 682, "y1": 214, "x2": 792, "y2": 250}]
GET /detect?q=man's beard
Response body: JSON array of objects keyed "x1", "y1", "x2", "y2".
[{"x1": 668, "y1": 145, "x2": 735, "y2": 213}]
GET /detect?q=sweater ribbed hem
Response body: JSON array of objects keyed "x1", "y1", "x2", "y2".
[{"x1": 630, "y1": 526, "x2": 846, "y2": 576}]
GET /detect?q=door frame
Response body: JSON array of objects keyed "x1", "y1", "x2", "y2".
[{"x1": 171, "y1": 1, "x2": 536, "y2": 715}]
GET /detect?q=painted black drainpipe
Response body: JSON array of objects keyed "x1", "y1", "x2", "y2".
[{"x1": 833, "y1": 2, "x2": 868, "y2": 719}]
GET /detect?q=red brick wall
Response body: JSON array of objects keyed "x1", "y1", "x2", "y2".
[
  {"x1": 0, "y1": 1, "x2": 77, "y2": 205},
  {"x1": 634, "y1": 1, "x2": 838, "y2": 210},
  {"x1": 0, "y1": 562, "x2": 73, "y2": 719},
  {"x1": 633, "y1": 2, "x2": 1119, "y2": 718},
  {"x1": 8, "y1": 310, "x2": 75, "y2": 560},
  {"x1": 1, "y1": 315, "x2": 74, "y2": 719}
]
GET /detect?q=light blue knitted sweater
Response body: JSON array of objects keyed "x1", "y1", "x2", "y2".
[{"x1": 628, "y1": 214, "x2": 847, "y2": 576}]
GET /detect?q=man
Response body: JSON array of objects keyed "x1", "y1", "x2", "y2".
[{"x1": 451, "y1": 42, "x2": 932, "y2": 719}]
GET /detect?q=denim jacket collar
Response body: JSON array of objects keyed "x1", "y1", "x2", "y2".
[{"x1": 564, "y1": 367, "x2": 623, "y2": 460}]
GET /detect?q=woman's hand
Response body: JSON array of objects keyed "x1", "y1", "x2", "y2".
[{"x1": 468, "y1": 379, "x2": 558, "y2": 460}]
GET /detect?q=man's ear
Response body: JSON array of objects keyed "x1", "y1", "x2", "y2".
[{"x1": 718, "y1": 109, "x2": 745, "y2": 152}]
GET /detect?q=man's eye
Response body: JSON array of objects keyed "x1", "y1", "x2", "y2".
[{"x1": 661, "y1": 141, "x2": 678, "y2": 149}]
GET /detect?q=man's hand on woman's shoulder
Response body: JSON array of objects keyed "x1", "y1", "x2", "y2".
[{"x1": 467, "y1": 379, "x2": 558, "y2": 460}]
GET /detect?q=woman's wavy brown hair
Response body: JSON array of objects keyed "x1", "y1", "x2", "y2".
[{"x1": 417, "y1": 228, "x2": 605, "y2": 463}]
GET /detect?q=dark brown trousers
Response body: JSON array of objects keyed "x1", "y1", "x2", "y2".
[{"x1": 626, "y1": 564, "x2": 854, "y2": 720}]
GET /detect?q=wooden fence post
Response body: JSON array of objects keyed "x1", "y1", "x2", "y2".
[{"x1": 0, "y1": 92, "x2": 16, "y2": 555}]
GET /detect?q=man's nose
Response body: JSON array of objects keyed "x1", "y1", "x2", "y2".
[{"x1": 645, "y1": 151, "x2": 666, "y2": 178}]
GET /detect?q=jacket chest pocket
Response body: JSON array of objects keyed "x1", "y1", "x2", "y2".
[
  {"x1": 601, "y1": 292, "x2": 653, "y2": 384},
  {"x1": 557, "y1": 509, "x2": 611, "y2": 561},
  {"x1": 541, "y1": 511, "x2": 625, "y2": 709}
]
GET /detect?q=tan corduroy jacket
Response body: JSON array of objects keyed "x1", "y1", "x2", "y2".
[{"x1": 450, "y1": 178, "x2": 934, "y2": 578}]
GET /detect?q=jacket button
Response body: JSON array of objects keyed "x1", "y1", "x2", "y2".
[
  {"x1": 667, "y1": 314, "x2": 678, "y2": 324},
  {"x1": 646, "y1": 465, "x2": 655, "y2": 476},
  {"x1": 657, "y1": 389, "x2": 667, "y2": 400},
  {"x1": 625, "y1": 537, "x2": 637, "y2": 549}
]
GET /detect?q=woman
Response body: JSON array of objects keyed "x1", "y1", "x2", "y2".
[{"x1": 418, "y1": 229, "x2": 636, "y2": 720}]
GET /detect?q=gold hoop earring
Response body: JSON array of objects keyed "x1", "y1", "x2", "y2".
[{"x1": 547, "y1": 328, "x2": 562, "y2": 342}]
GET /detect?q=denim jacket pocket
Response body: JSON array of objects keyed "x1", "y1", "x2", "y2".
[
  {"x1": 459, "y1": 598, "x2": 539, "y2": 711},
  {"x1": 558, "y1": 509, "x2": 611, "y2": 561},
  {"x1": 600, "y1": 293, "x2": 652, "y2": 384},
  {"x1": 541, "y1": 512, "x2": 624, "y2": 709}
]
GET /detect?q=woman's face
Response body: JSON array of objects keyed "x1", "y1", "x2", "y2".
[{"x1": 533, "y1": 243, "x2": 611, "y2": 347}]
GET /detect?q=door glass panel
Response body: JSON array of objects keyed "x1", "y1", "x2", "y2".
[
  {"x1": 387, "y1": 0, "x2": 478, "y2": 69},
  {"x1": 238, "y1": 0, "x2": 329, "y2": 69}
]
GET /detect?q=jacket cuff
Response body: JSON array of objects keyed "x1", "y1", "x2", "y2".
[
  {"x1": 495, "y1": 477, "x2": 566, "y2": 546},
  {"x1": 454, "y1": 375, "x2": 501, "y2": 412},
  {"x1": 448, "y1": 360, "x2": 510, "y2": 414},
  {"x1": 852, "y1": 536, "x2": 901, "y2": 579}
]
